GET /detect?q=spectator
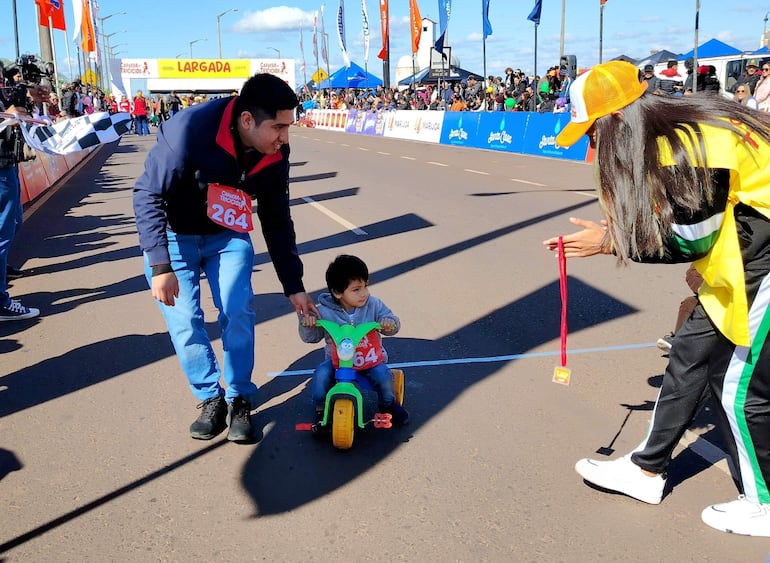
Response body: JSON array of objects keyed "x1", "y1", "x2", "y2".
[
  {"x1": 753, "y1": 63, "x2": 770, "y2": 111},
  {"x1": 132, "y1": 90, "x2": 150, "y2": 135},
  {"x1": 167, "y1": 91, "x2": 182, "y2": 117},
  {"x1": 642, "y1": 64, "x2": 660, "y2": 93},
  {"x1": 657, "y1": 59, "x2": 683, "y2": 95},
  {"x1": 696, "y1": 65, "x2": 720, "y2": 94},
  {"x1": 734, "y1": 84, "x2": 758, "y2": 109},
  {"x1": 734, "y1": 59, "x2": 762, "y2": 95}
]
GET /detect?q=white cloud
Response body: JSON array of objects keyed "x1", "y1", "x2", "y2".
[{"x1": 232, "y1": 7, "x2": 315, "y2": 33}]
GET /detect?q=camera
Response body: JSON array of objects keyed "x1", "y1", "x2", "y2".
[{"x1": 0, "y1": 54, "x2": 53, "y2": 109}]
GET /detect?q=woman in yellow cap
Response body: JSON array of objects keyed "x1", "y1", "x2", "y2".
[{"x1": 544, "y1": 60, "x2": 770, "y2": 537}]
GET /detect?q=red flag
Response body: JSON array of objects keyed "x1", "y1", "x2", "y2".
[
  {"x1": 409, "y1": 0, "x2": 422, "y2": 54},
  {"x1": 377, "y1": 0, "x2": 389, "y2": 60},
  {"x1": 34, "y1": 0, "x2": 67, "y2": 31},
  {"x1": 600, "y1": 0, "x2": 608, "y2": 5}
]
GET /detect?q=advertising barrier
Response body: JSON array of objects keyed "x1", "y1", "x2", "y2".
[{"x1": 307, "y1": 109, "x2": 590, "y2": 162}]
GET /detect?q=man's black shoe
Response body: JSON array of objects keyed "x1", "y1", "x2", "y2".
[
  {"x1": 189, "y1": 396, "x2": 227, "y2": 440},
  {"x1": 227, "y1": 397, "x2": 257, "y2": 443},
  {"x1": 382, "y1": 402, "x2": 410, "y2": 426},
  {"x1": 6, "y1": 266, "x2": 23, "y2": 280}
]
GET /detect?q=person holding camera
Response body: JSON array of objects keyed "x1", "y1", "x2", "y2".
[{"x1": 0, "y1": 69, "x2": 48, "y2": 320}]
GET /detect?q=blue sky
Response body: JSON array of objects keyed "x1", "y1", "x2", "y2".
[{"x1": 1, "y1": 1, "x2": 766, "y2": 84}]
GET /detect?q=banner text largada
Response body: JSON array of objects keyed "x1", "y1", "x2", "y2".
[{"x1": 157, "y1": 59, "x2": 253, "y2": 79}]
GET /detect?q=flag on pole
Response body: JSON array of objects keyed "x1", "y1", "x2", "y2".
[
  {"x1": 312, "y1": 12, "x2": 318, "y2": 60},
  {"x1": 299, "y1": 24, "x2": 306, "y2": 72},
  {"x1": 482, "y1": 0, "x2": 493, "y2": 39},
  {"x1": 409, "y1": 0, "x2": 422, "y2": 54},
  {"x1": 80, "y1": 0, "x2": 98, "y2": 53},
  {"x1": 320, "y1": 4, "x2": 329, "y2": 67},
  {"x1": 600, "y1": 0, "x2": 608, "y2": 4},
  {"x1": 71, "y1": 0, "x2": 82, "y2": 42},
  {"x1": 34, "y1": 0, "x2": 67, "y2": 31},
  {"x1": 527, "y1": 0, "x2": 542, "y2": 26},
  {"x1": 377, "y1": 0, "x2": 389, "y2": 61},
  {"x1": 361, "y1": 0, "x2": 370, "y2": 62},
  {"x1": 434, "y1": 0, "x2": 451, "y2": 54},
  {"x1": 337, "y1": 0, "x2": 351, "y2": 68}
]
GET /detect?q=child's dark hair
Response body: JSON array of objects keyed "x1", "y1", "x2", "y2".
[{"x1": 326, "y1": 255, "x2": 368, "y2": 297}]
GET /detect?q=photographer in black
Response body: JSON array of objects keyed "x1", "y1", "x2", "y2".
[{"x1": 0, "y1": 61, "x2": 49, "y2": 320}]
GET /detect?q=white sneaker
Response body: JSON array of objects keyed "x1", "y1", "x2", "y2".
[
  {"x1": 701, "y1": 496, "x2": 770, "y2": 537},
  {"x1": 575, "y1": 454, "x2": 665, "y2": 505}
]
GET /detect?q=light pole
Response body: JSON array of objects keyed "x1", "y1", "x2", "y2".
[
  {"x1": 102, "y1": 29, "x2": 127, "y2": 92},
  {"x1": 216, "y1": 8, "x2": 238, "y2": 59},
  {"x1": 175, "y1": 53, "x2": 186, "y2": 59},
  {"x1": 765, "y1": 12, "x2": 770, "y2": 47},
  {"x1": 97, "y1": 11, "x2": 126, "y2": 90},
  {"x1": 269, "y1": 47, "x2": 281, "y2": 59},
  {"x1": 189, "y1": 38, "x2": 207, "y2": 59}
]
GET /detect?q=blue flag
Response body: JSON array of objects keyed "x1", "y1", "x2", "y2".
[
  {"x1": 434, "y1": 0, "x2": 451, "y2": 54},
  {"x1": 482, "y1": 0, "x2": 493, "y2": 39},
  {"x1": 527, "y1": 0, "x2": 542, "y2": 26}
]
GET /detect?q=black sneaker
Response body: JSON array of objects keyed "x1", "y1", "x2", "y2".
[
  {"x1": 227, "y1": 397, "x2": 257, "y2": 443},
  {"x1": 312, "y1": 407, "x2": 329, "y2": 437},
  {"x1": 6, "y1": 266, "x2": 24, "y2": 280},
  {"x1": 382, "y1": 402, "x2": 410, "y2": 426},
  {"x1": 0, "y1": 299, "x2": 40, "y2": 321},
  {"x1": 189, "y1": 396, "x2": 227, "y2": 440}
]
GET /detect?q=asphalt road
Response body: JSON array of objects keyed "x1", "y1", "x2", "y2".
[{"x1": 1, "y1": 127, "x2": 768, "y2": 561}]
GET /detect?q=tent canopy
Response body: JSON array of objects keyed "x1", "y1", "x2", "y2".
[
  {"x1": 398, "y1": 65, "x2": 481, "y2": 86},
  {"x1": 315, "y1": 62, "x2": 382, "y2": 89},
  {"x1": 678, "y1": 38, "x2": 742, "y2": 60}
]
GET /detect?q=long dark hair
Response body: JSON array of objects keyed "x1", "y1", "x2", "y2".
[{"x1": 594, "y1": 93, "x2": 770, "y2": 262}]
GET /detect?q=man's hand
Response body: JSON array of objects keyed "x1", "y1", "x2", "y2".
[
  {"x1": 543, "y1": 217, "x2": 612, "y2": 258},
  {"x1": 289, "y1": 292, "x2": 319, "y2": 318},
  {"x1": 151, "y1": 272, "x2": 179, "y2": 306}
]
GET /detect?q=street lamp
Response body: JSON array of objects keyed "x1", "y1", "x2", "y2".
[
  {"x1": 269, "y1": 47, "x2": 281, "y2": 59},
  {"x1": 175, "y1": 53, "x2": 186, "y2": 59},
  {"x1": 765, "y1": 12, "x2": 770, "y2": 46},
  {"x1": 189, "y1": 37, "x2": 207, "y2": 58},
  {"x1": 216, "y1": 8, "x2": 238, "y2": 59},
  {"x1": 101, "y1": 29, "x2": 127, "y2": 91},
  {"x1": 97, "y1": 11, "x2": 127, "y2": 89}
]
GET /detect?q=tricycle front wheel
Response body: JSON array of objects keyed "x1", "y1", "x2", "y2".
[{"x1": 331, "y1": 397, "x2": 355, "y2": 449}]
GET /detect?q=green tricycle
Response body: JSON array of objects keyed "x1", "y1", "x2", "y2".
[{"x1": 311, "y1": 319, "x2": 405, "y2": 450}]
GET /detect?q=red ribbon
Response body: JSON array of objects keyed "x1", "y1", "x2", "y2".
[{"x1": 558, "y1": 236, "x2": 568, "y2": 367}]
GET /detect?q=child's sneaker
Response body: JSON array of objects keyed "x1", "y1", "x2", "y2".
[
  {"x1": 0, "y1": 299, "x2": 40, "y2": 321},
  {"x1": 382, "y1": 402, "x2": 409, "y2": 426}
]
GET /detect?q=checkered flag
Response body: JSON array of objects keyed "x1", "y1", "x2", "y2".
[{"x1": 18, "y1": 112, "x2": 132, "y2": 155}]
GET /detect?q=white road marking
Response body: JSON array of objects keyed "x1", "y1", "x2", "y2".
[
  {"x1": 511, "y1": 178, "x2": 545, "y2": 187},
  {"x1": 341, "y1": 143, "x2": 350, "y2": 147},
  {"x1": 465, "y1": 168, "x2": 489, "y2": 175},
  {"x1": 358, "y1": 147, "x2": 370, "y2": 151},
  {"x1": 301, "y1": 196, "x2": 367, "y2": 235},
  {"x1": 427, "y1": 161, "x2": 449, "y2": 167},
  {"x1": 377, "y1": 151, "x2": 390, "y2": 155},
  {"x1": 401, "y1": 155, "x2": 416, "y2": 160},
  {"x1": 575, "y1": 191, "x2": 598, "y2": 199}
]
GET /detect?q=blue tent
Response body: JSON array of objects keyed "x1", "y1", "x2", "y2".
[
  {"x1": 678, "y1": 38, "x2": 741, "y2": 60},
  {"x1": 315, "y1": 62, "x2": 383, "y2": 89}
]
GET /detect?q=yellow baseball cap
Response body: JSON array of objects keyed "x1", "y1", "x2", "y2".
[{"x1": 556, "y1": 61, "x2": 646, "y2": 148}]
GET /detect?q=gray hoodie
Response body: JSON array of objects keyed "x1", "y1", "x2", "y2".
[{"x1": 298, "y1": 292, "x2": 400, "y2": 362}]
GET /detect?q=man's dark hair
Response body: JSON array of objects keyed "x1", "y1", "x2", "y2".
[
  {"x1": 325, "y1": 254, "x2": 368, "y2": 297},
  {"x1": 234, "y1": 73, "x2": 298, "y2": 125}
]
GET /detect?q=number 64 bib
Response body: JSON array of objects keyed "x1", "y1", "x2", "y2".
[
  {"x1": 331, "y1": 330, "x2": 385, "y2": 371},
  {"x1": 207, "y1": 183, "x2": 254, "y2": 233}
]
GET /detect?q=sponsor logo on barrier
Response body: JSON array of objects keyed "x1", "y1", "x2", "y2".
[
  {"x1": 448, "y1": 128, "x2": 468, "y2": 141},
  {"x1": 539, "y1": 134, "x2": 558, "y2": 150},
  {"x1": 488, "y1": 130, "x2": 512, "y2": 145}
]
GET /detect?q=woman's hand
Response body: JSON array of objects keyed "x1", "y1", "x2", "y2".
[{"x1": 543, "y1": 217, "x2": 612, "y2": 258}]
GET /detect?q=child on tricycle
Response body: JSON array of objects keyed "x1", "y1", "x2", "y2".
[{"x1": 299, "y1": 255, "x2": 409, "y2": 439}]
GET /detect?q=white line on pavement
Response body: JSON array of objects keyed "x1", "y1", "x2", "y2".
[
  {"x1": 427, "y1": 161, "x2": 449, "y2": 167},
  {"x1": 301, "y1": 196, "x2": 368, "y2": 235},
  {"x1": 401, "y1": 156, "x2": 416, "y2": 160},
  {"x1": 377, "y1": 151, "x2": 390, "y2": 155},
  {"x1": 358, "y1": 147, "x2": 370, "y2": 151},
  {"x1": 575, "y1": 191, "x2": 598, "y2": 199},
  {"x1": 465, "y1": 168, "x2": 490, "y2": 175},
  {"x1": 511, "y1": 178, "x2": 545, "y2": 186}
]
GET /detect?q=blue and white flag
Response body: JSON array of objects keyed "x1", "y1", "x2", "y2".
[
  {"x1": 16, "y1": 112, "x2": 132, "y2": 155},
  {"x1": 434, "y1": 0, "x2": 451, "y2": 54},
  {"x1": 337, "y1": 0, "x2": 351, "y2": 68},
  {"x1": 361, "y1": 0, "x2": 370, "y2": 62}
]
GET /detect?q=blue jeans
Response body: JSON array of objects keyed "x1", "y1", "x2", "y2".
[
  {"x1": 311, "y1": 359, "x2": 395, "y2": 407},
  {"x1": 135, "y1": 115, "x2": 150, "y2": 135},
  {"x1": 0, "y1": 166, "x2": 21, "y2": 308},
  {"x1": 143, "y1": 229, "x2": 258, "y2": 404}
]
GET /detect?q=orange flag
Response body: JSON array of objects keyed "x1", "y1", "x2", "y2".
[
  {"x1": 377, "y1": 0, "x2": 389, "y2": 60},
  {"x1": 81, "y1": 0, "x2": 97, "y2": 53},
  {"x1": 409, "y1": 0, "x2": 422, "y2": 54}
]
